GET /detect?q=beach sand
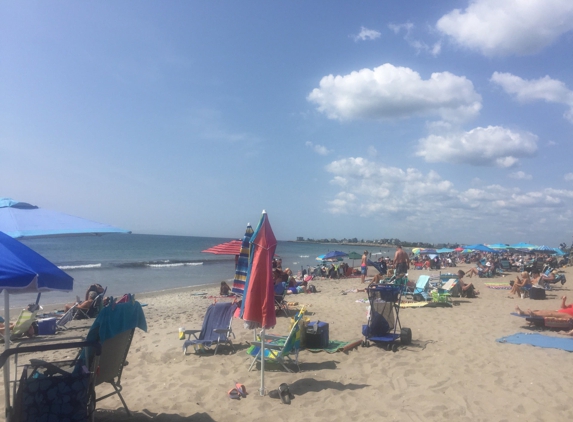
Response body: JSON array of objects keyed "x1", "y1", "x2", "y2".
[{"x1": 2, "y1": 264, "x2": 573, "y2": 421}]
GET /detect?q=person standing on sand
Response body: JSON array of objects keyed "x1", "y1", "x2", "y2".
[
  {"x1": 393, "y1": 245, "x2": 409, "y2": 275},
  {"x1": 361, "y1": 250, "x2": 368, "y2": 283}
]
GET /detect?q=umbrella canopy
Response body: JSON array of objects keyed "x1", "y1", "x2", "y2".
[
  {"x1": 487, "y1": 243, "x2": 509, "y2": 249},
  {"x1": 411, "y1": 248, "x2": 421, "y2": 254},
  {"x1": 202, "y1": 239, "x2": 242, "y2": 255},
  {"x1": 347, "y1": 252, "x2": 362, "y2": 260},
  {"x1": 508, "y1": 242, "x2": 537, "y2": 249},
  {"x1": 241, "y1": 211, "x2": 277, "y2": 330},
  {"x1": 454, "y1": 247, "x2": 464, "y2": 252},
  {"x1": 315, "y1": 254, "x2": 343, "y2": 262},
  {"x1": 420, "y1": 248, "x2": 437, "y2": 254},
  {"x1": 463, "y1": 244, "x2": 498, "y2": 253},
  {"x1": 0, "y1": 198, "x2": 130, "y2": 239},
  {"x1": 323, "y1": 251, "x2": 348, "y2": 260},
  {"x1": 436, "y1": 248, "x2": 454, "y2": 254},
  {"x1": 0, "y1": 231, "x2": 73, "y2": 294},
  {"x1": 232, "y1": 224, "x2": 254, "y2": 295},
  {"x1": 532, "y1": 245, "x2": 556, "y2": 254},
  {"x1": 0, "y1": 230, "x2": 74, "y2": 419}
]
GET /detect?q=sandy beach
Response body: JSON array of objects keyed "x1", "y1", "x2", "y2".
[{"x1": 2, "y1": 263, "x2": 573, "y2": 421}]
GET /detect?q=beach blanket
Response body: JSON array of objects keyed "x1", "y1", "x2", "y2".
[
  {"x1": 400, "y1": 302, "x2": 429, "y2": 308},
  {"x1": 496, "y1": 333, "x2": 573, "y2": 352},
  {"x1": 306, "y1": 339, "x2": 349, "y2": 353},
  {"x1": 485, "y1": 283, "x2": 511, "y2": 290}
]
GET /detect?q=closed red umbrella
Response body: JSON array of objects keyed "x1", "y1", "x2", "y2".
[
  {"x1": 241, "y1": 211, "x2": 277, "y2": 330},
  {"x1": 240, "y1": 211, "x2": 277, "y2": 396}
]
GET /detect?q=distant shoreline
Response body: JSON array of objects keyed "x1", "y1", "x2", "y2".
[{"x1": 289, "y1": 240, "x2": 397, "y2": 248}]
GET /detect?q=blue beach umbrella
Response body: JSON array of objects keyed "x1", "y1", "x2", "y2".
[
  {"x1": 0, "y1": 231, "x2": 74, "y2": 417},
  {"x1": 463, "y1": 244, "x2": 498, "y2": 253},
  {"x1": 0, "y1": 198, "x2": 130, "y2": 239},
  {"x1": 323, "y1": 250, "x2": 348, "y2": 260},
  {"x1": 232, "y1": 223, "x2": 254, "y2": 295},
  {"x1": 508, "y1": 242, "x2": 537, "y2": 249}
]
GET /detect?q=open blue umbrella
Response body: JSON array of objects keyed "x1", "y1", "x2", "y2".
[
  {"x1": 0, "y1": 230, "x2": 74, "y2": 416},
  {"x1": 508, "y1": 242, "x2": 537, "y2": 249},
  {"x1": 463, "y1": 244, "x2": 498, "y2": 253},
  {"x1": 323, "y1": 251, "x2": 348, "y2": 260},
  {"x1": 0, "y1": 198, "x2": 130, "y2": 239}
]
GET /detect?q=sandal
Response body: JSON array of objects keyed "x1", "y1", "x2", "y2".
[
  {"x1": 228, "y1": 388, "x2": 241, "y2": 400},
  {"x1": 235, "y1": 383, "x2": 247, "y2": 398},
  {"x1": 278, "y1": 383, "x2": 294, "y2": 405}
]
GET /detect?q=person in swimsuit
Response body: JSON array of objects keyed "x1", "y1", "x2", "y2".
[
  {"x1": 516, "y1": 296, "x2": 573, "y2": 319},
  {"x1": 393, "y1": 245, "x2": 409, "y2": 275},
  {"x1": 361, "y1": 251, "x2": 368, "y2": 283}
]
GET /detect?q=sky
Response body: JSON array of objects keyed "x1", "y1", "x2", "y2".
[{"x1": 1, "y1": 1, "x2": 573, "y2": 246}]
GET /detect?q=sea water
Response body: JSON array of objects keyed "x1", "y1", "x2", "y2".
[{"x1": 15, "y1": 234, "x2": 397, "y2": 308}]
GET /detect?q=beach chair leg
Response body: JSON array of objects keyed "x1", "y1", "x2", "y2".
[{"x1": 248, "y1": 354, "x2": 260, "y2": 372}]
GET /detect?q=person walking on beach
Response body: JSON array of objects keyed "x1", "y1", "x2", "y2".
[
  {"x1": 393, "y1": 245, "x2": 409, "y2": 275},
  {"x1": 361, "y1": 251, "x2": 368, "y2": 283}
]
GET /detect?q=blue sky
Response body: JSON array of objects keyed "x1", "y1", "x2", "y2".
[{"x1": 2, "y1": 1, "x2": 573, "y2": 245}]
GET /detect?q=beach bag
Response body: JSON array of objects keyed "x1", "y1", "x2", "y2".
[
  {"x1": 529, "y1": 286, "x2": 546, "y2": 300},
  {"x1": 14, "y1": 360, "x2": 91, "y2": 422}
]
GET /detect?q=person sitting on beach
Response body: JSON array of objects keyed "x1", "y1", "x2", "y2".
[
  {"x1": 458, "y1": 270, "x2": 479, "y2": 298},
  {"x1": 220, "y1": 281, "x2": 231, "y2": 296},
  {"x1": 465, "y1": 262, "x2": 486, "y2": 278},
  {"x1": 515, "y1": 296, "x2": 573, "y2": 320},
  {"x1": 64, "y1": 291, "x2": 98, "y2": 313},
  {"x1": 509, "y1": 272, "x2": 531, "y2": 297}
]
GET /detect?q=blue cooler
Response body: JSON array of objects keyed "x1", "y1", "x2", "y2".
[
  {"x1": 306, "y1": 321, "x2": 329, "y2": 348},
  {"x1": 37, "y1": 318, "x2": 57, "y2": 335}
]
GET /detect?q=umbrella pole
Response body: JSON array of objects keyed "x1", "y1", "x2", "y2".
[
  {"x1": 3, "y1": 292, "x2": 11, "y2": 422},
  {"x1": 260, "y1": 329, "x2": 265, "y2": 396}
]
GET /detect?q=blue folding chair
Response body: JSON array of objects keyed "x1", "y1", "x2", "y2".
[{"x1": 182, "y1": 302, "x2": 237, "y2": 355}]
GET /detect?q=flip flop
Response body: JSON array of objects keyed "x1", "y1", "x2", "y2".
[
  {"x1": 228, "y1": 388, "x2": 241, "y2": 400},
  {"x1": 268, "y1": 389, "x2": 280, "y2": 399},
  {"x1": 235, "y1": 383, "x2": 247, "y2": 398},
  {"x1": 278, "y1": 383, "x2": 294, "y2": 405}
]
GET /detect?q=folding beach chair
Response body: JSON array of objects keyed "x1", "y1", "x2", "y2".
[
  {"x1": 56, "y1": 303, "x2": 78, "y2": 331},
  {"x1": 431, "y1": 279, "x2": 457, "y2": 305},
  {"x1": 0, "y1": 304, "x2": 41, "y2": 341},
  {"x1": 76, "y1": 287, "x2": 107, "y2": 320},
  {"x1": 0, "y1": 299, "x2": 147, "y2": 420},
  {"x1": 247, "y1": 307, "x2": 306, "y2": 373},
  {"x1": 182, "y1": 301, "x2": 238, "y2": 355},
  {"x1": 406, "y1": 275, "x2": 431, "y2": 301}
]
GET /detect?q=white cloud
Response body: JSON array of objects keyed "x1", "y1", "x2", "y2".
[
  {"x1": 416, "y1": 126, "x2": 538, "y2": 167},
  {"x1": 353, "y1": 26, "x2": 381, "y2": 41},
  {"x1": 491, "y1": 72, "x2": 573, "y2": 123},
  {"x1": 436, "y1": 0, "x2": 573, "y2": 57},
  {"x1": 307, "y1": 63, "x2": 481, "y2": 123},
  {"x1": 565, "y1": 173, "x2": 573, "y2": 181},
  {"x1": 389, "y1": 22, "x2": 441, "y2": 56},
  {"x1": 324, "y1": 157, "x2": 573, "y2": 241},
  {"x1": 305, "y1": 141, "x2": 332, "y2": 155},
  {"x1": 509, "y1": 171, "x2": 533, "y2": 180}
]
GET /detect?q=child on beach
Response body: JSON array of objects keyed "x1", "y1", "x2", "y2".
[{"x1": 220, "y1": 281, "x2": 231, "y2": 296}]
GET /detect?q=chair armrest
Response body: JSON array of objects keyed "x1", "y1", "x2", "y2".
[
  {"x1": 184, "y1": 329, "x2": 200, "y2": 335},
  {"x1": 0, "y1": 340, "x2": 101, "y2": 369},
  {"x1": 213, "y1": 328, "x2": 231, "y2": 334},
  {"x1": 263, "y1": 334, "x2": 286, "y2": 341}
]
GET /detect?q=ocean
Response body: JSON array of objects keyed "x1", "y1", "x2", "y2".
[{"x1": 16, "y1": 234, "x2": 398, "y2": 308}]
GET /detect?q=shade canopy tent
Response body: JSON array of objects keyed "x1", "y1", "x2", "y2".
[
  {"x1": 0, "y1": 231, "x2": 74, "y2": 420},
  {"x1": 487, "y1": 243, "x2": 509, "y2": 249},
  {"x1": 0, "y1": 198, "x2": 130, "y2": 239},
  {"x1": 347, "y1": 251, "x2": 362, "y2": 266},
  {"x1": 436, "y1": 248, "x2": 454, "y2": 254},
  {"x1": 463, "y1": 244, "x2": 499, "y2": 253},
  {"x1": 240, "y1": 211, "x2": 277, "y2": 396}
]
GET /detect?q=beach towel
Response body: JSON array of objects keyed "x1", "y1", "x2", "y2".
[
  {"x1": 400, "y1": 302, "x2": 429, "y2": 308},
  {"x1": 485, "y1": 283, "x2": 511, "y2": 290},
  {"x1": 496, "y1": 333, "x2": 573, "y2": 352}
]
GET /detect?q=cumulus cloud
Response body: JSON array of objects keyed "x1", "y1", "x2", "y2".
[
  {"x1": 491, "y1": 72, "x2": 573, "y2": 122},
  {"x1": 389, "y1": 22, "x2": 441, "y2": 56},
  {"x1": 509, "y1": 171, "x2": 533, "y2": 180},
  {"x1": 305, "y1": 141, "x2": 332, "y2": 155},
  {"x1": 307, "y1": 63, "x2": 481, "y2": 123},
  {"x1": 436, "y1": 0, "x2": 573, "y2": 57},
  {"x1": 352, "y1": 26, "x2": 381, "y2": 41},
  {"x1": 324, "y1": 157, "x2": 573, "y2": 241},
  {"x1": 416, "y1": 126, "x2": 538, "y2": 167}
]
